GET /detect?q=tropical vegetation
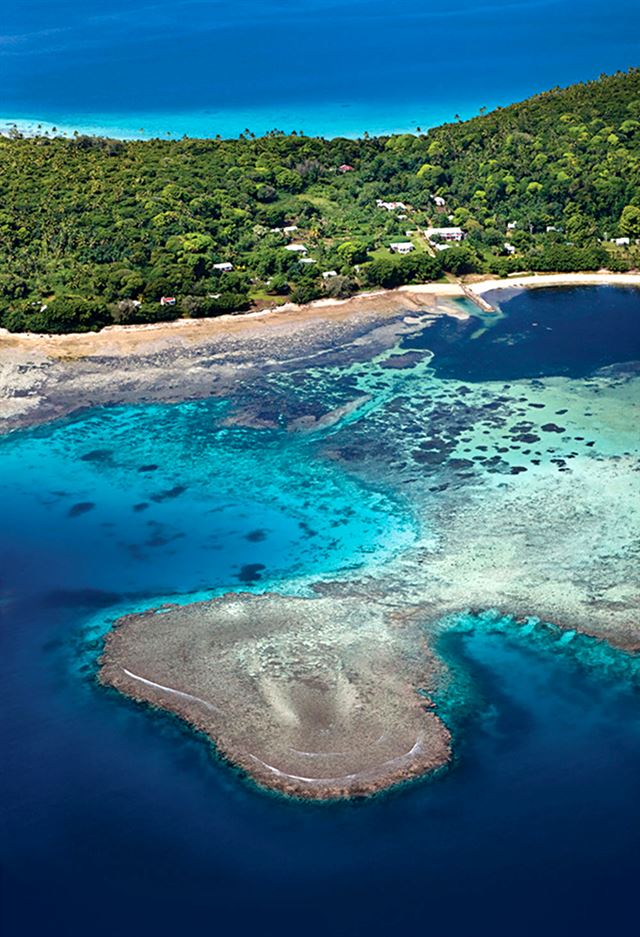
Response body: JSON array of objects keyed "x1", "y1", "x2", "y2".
[{"x1": 0, "y1": 69, "x2": 639, "y2": 332}]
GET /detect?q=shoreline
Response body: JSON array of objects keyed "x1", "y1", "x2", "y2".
[
  {"x1": 0, "y1": 284, "x2": 462, "y2": 358},
  {"x1": 470, "y1": 271, "x2": 640, "y2": 295},
  {"x1": 0, "y1": 96, "x2": 479, "y2": 143},
  {"x1": 2, "y1": 272, "x2": 639, "y2": 360}
]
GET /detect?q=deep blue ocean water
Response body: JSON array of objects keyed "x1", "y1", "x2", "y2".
[
  {"x1": 1, "y1": 286, "x2": 640, "y2": 936},
  {"x1": 405, "y1": 285, "x2": 640, "y2": 380},
  {"x1": 1, "y1": 1, "x2": 639, "y2": 138}
]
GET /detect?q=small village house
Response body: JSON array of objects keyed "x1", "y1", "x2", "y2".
[
  {"x1": 160, "y1": 296, "x2": 176, "y2": 306},
  {"x1": 376, "y1": 199, "x2": 407, "y2": 212},
  {"x1": 284, "y1": 243, "x2": 308, "y2": 253},
  {"x1": 425, "y1": 226, "x2": 465, "y2": 242},
  {"x1": 213, "y1": 262, "x2": 234, "y2": 272},
  {"x1": 390, "y1": 241, "x2": 415, "y2": 254}
]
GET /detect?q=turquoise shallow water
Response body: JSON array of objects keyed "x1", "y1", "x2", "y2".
[
  {"x1": 1, "y1": 286, "x2": 639, "y2": 935},
  {"x1": 0, "y1": 396, "x2": 414, "y2": 598},
  {"x1": 1, "y1": 1, "x2": 639, "y2": 138}
]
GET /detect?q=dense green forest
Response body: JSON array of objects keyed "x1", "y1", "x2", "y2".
[{"x1": 1, "y1": 69, "x2": 639, "y2": 332}]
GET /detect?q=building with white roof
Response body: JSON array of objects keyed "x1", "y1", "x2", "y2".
[
  {"x1": 425, "y1": 226, "x2": 465, "y2": 242},
  {"x1": 376, "y1": 199, "x2": 407, "y2": 212},
  {"x1": 390, "y1": 241, "x2": 415, "y2": 254}
]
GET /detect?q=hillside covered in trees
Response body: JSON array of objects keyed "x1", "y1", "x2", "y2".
[{"x1": 1, "y1": 69, "x2": 639, "y2": 333}]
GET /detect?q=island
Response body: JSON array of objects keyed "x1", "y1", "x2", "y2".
[{"x1": 1, "y1": 71, "x2": 639, "y2": 801}]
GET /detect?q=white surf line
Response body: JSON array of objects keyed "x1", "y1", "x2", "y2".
[
  {"x1": 248, "y1": 754, "x2": 358, "y2": 784},
  {"x1": 249, "y1": 735, "x2": 424, "y2": 785},
  {"x1": 288, "y1": 748, "x2": 350, "y2": 758},
  {"x1": 122, "y1": 668, "x2": 221, "y2": 713}
]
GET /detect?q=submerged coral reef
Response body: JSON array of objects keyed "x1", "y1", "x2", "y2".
[{"x1": 94, "y1": 287, "x2": 640, "y2": 796}]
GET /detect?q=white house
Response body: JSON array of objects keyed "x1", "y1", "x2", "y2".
[
  {"x1": 425, "y1": 226, "x2": 465, "y2": 242},
  {"x1": 390, "y1": 241, "x2": 415, "y2": 254},
  {"x1": 283, "y1": 225, "x2": 299, "y2": 234},
  {"x1": 376, "y1": 199, "x2": 407, "y2": 212},
  {"x1": 299, "y1": 257, "x2": 316, "y2": 264},
  {"x1": 213, "y1": 261, "x2": 234, "y2": 272},
  {"x1": 434, "y1": 243, "x2": 451, "y2": 252},
  {"x1": 612, "y1": 236, "x2": 631, "y2": 246},
  {"x1": 322, "y1": 270, "x2": 338, "y2": 279},
  {"x1": 507, "y1": 221, "x2": 517, "y2": 230},
  {"x1": 433, "y1": 196, "x2": 446, "y2": 207},
  {"x1": 284, "y1": 243, "x2": 308, "y2": 253},
  {"x1": 504, "y1": 242, "x2": 517, "y2": 254}
]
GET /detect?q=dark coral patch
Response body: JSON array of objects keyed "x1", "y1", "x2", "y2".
[
  {"x1": 512, "y1": 433, "x2": 540, "y2": 444},
  {"x1": 68, "y1": 502, "x2": 95, "y2": 517},
  {"x1": 150, "y1": 485, "x2": 188, "y2": 503},
  {"x1": 379, "y1": 352, "x2": 424, "y2": 369},
  {"x1": 236, "y1": 563, "x2": 266, "y2": 584},
  {"x1": 79, "y1": 449, "x2": 112, "y2": 463}
]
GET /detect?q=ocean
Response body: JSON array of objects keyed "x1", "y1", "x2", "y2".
[
  {"x1": 1, "y1": 286, "x2": 639, "y2": 935},
  {"x1": 1, "y1": 0, "x2": 639, "y2": 138}
]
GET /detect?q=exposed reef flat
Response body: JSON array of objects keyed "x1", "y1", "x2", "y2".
[
  {"x1": 0, "y1": 286, "x2": 464, "y2": 433},
  {"x1": 100, "y1": 594, "x2": 451, "y2": 799},
  {"x1": 4, "y1": 273, "x2": 639, "y2": 433}
]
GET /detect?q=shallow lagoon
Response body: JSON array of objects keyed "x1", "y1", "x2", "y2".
[{"x1": 1, "y1": 286, "x2": 639, "y2": 935}]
